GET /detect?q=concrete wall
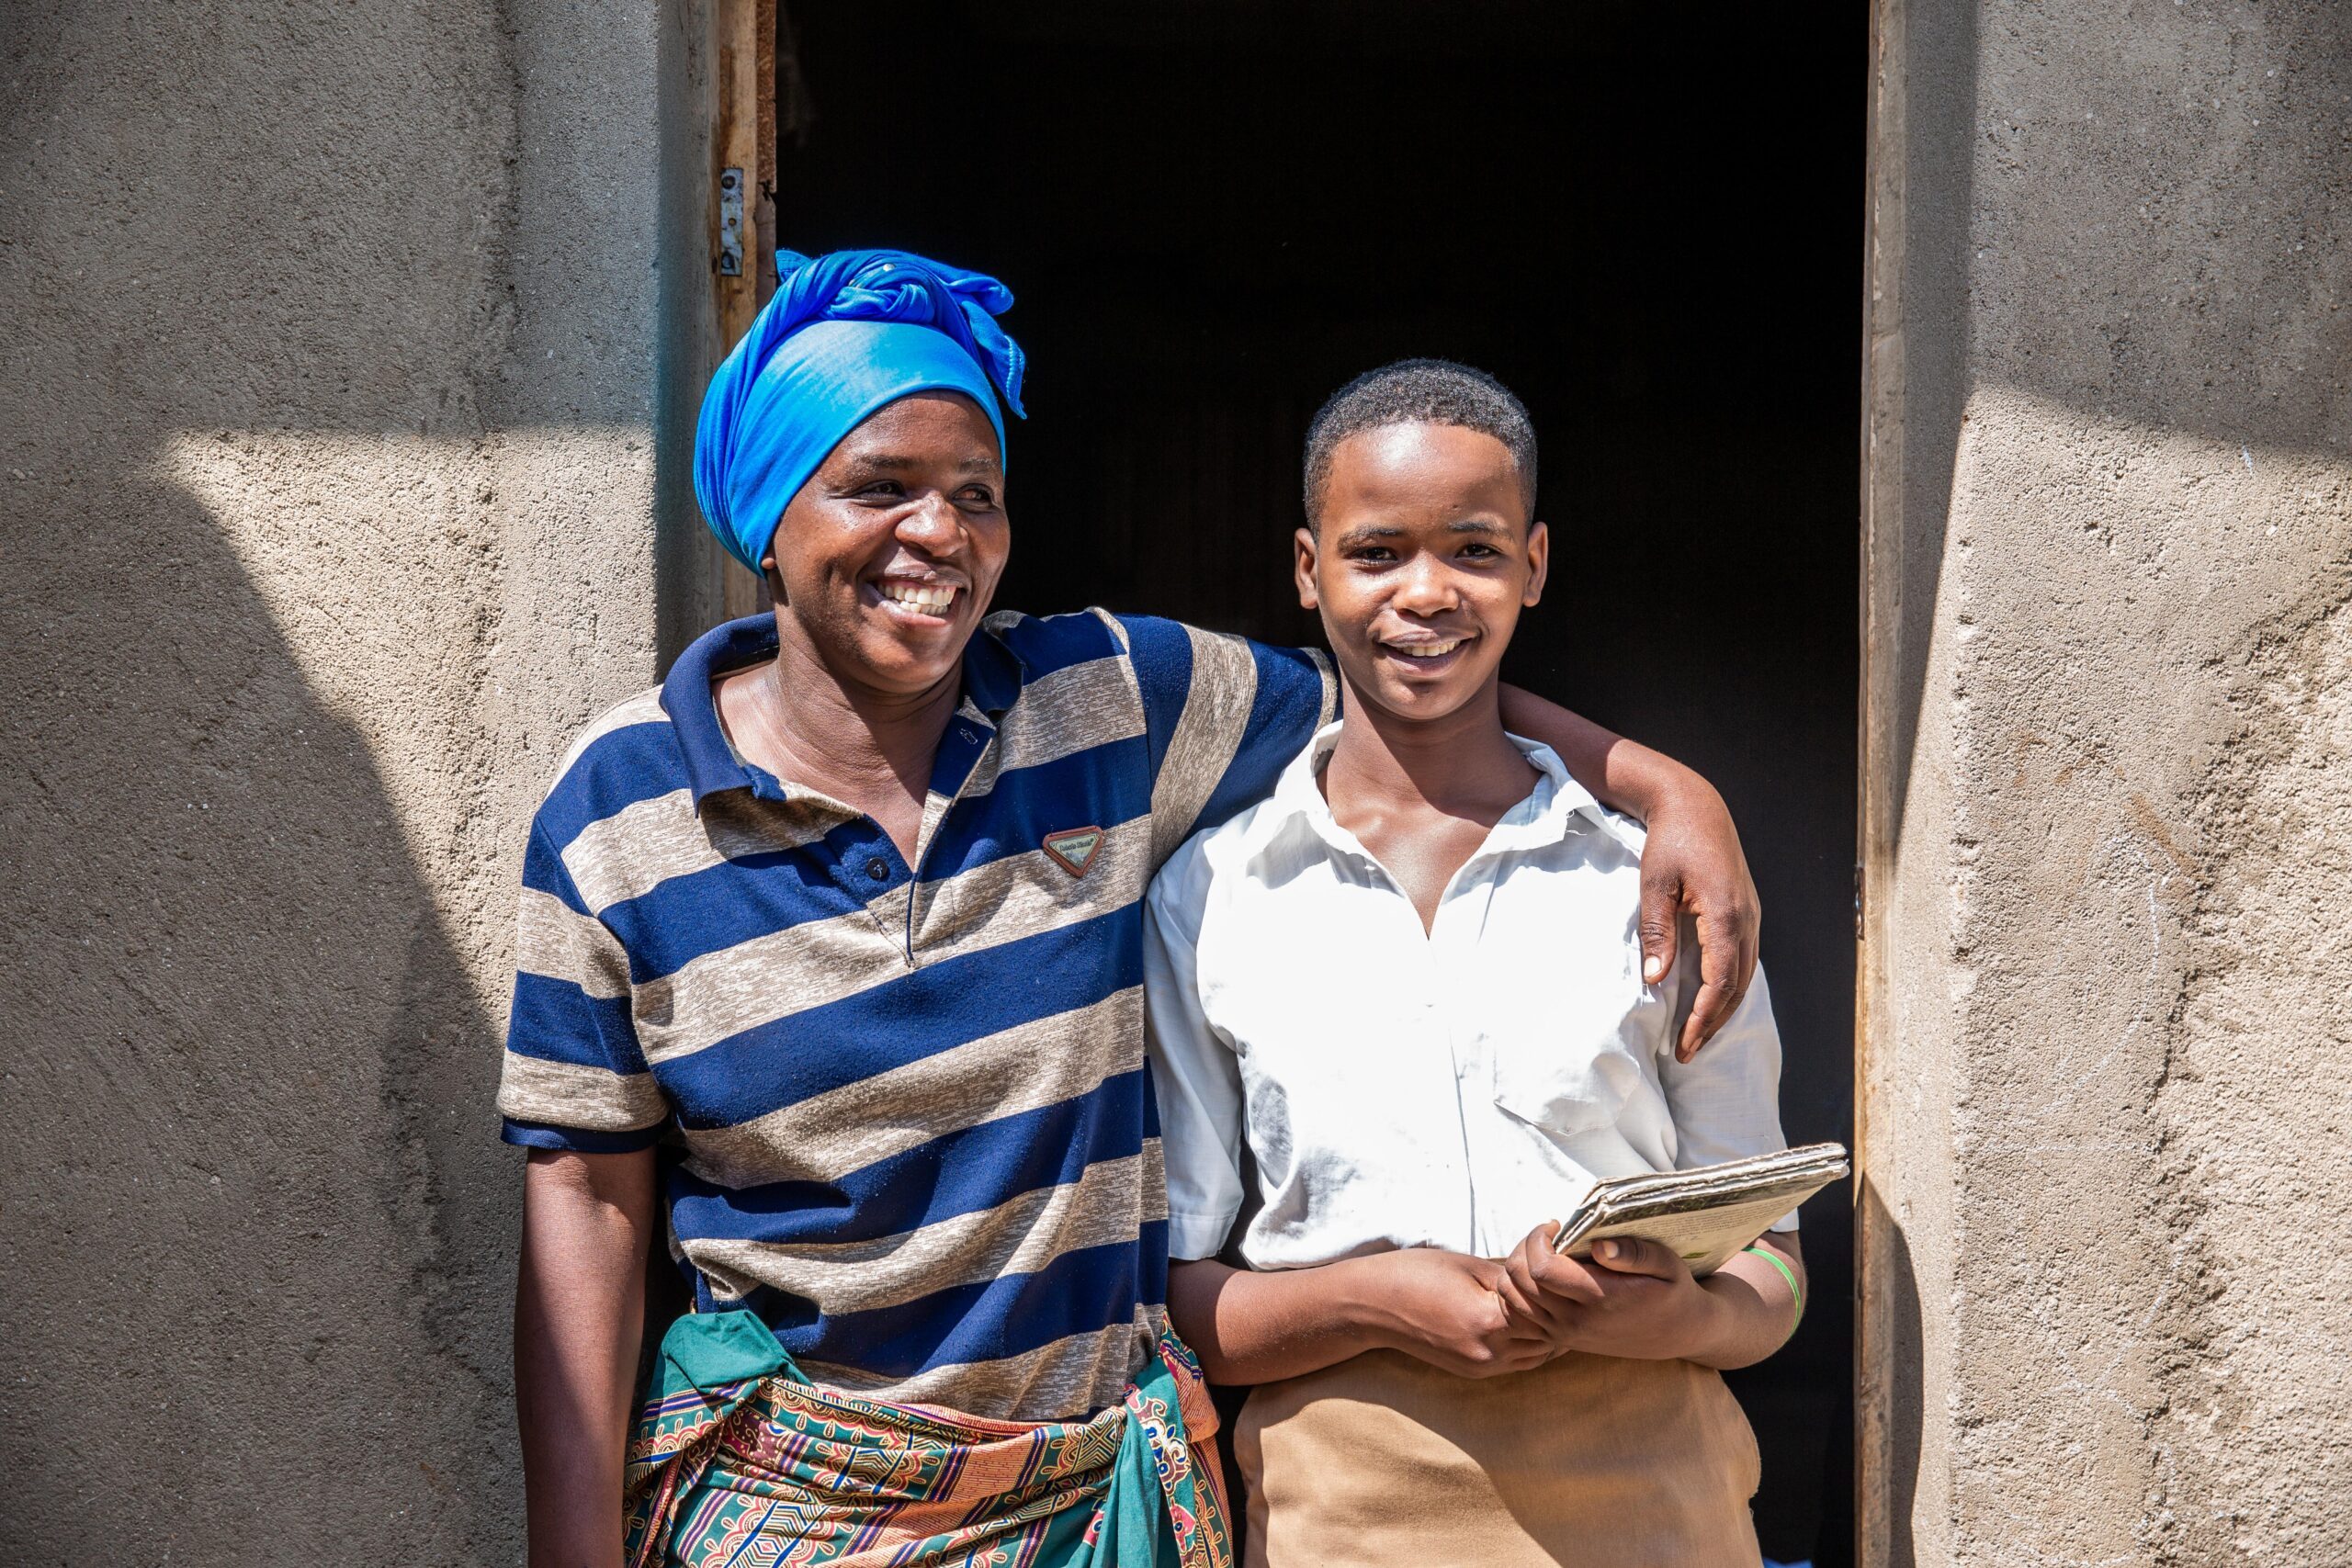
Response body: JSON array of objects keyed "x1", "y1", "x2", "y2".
[
  {"x1": 1861, "y1": 2, "x2": 2352, "y2": 1562},
  {"x1": 0, "y1": 2, "x2": 724, "y2": 1560}
]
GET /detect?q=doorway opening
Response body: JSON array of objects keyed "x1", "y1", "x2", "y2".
[{"x1": 768, "y1": 4, "x2": 1860, "y2": 1560}]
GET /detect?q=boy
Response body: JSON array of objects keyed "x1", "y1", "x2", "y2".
[{"x1": 1143, "y1": 360, "x2": 1805, "y2": 1567}]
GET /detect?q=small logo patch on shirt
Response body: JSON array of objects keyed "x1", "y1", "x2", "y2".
[{"x1": 1043, "y1": 826, "x2": 1105, "y2": 876}]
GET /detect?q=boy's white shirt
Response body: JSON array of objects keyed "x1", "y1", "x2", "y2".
[{"x1": 1143, "y1": 720, "x2": 1796, "y2": 1269}]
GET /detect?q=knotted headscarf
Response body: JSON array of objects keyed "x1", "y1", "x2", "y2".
[{"x1": 694, "y1": 248, "x2": 1028, "y2": 572}]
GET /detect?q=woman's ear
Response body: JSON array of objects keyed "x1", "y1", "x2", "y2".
[
  {"x1": 761, "y1": 553, "x2": 787, "y2": 605},
  {"x1": 1293, "y1": 525, "x2": 1321, "y2": 610},
  {"x1": 1522, "y1": 519, "x2": 1549, "y2": 608}
]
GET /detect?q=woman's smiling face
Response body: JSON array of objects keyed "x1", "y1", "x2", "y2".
[
  {"x1": 1295, "y1": 420, "x2": 1547, "y2": 724},
  {"x1": 763, "y1": 390, "x2": 1010, "y2": 698}
]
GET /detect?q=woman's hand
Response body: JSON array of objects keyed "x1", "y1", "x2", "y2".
[
  {"x1": 1491, "y1": 689, "x2": 1759, "y2": 1060},
  {"x1": 1634, "y1": 773, "x2": 1761, "y2": 1063},
  {"x1": 1358, "y1": 1247, "x2": 1556, "y2": 1379}
]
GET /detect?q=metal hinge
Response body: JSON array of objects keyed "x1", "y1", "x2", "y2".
[
  {"x1": 718, "y1": 167, "x2": 745, "y2": 277},
  {"x1": 1854, "y1": 862, "x2": 1865, "y2": 940}
]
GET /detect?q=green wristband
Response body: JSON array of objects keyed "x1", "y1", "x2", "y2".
[{"x1": 1742, "y1": 1245, "x2": 1804, "y2": 1339}]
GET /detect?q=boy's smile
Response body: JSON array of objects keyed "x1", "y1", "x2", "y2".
[{"x1": 1296, "y1": 420, "x2": 1547, "y2": 725}]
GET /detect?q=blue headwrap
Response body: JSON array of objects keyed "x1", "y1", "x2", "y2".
[{"x1": 694, "y1": 248, "x2": 1028, "y2": 572}]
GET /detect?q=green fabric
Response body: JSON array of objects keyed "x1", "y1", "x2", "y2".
[
  {"x1": 647, "y1": 1307, "x2": 801, "y2": 1406},
  {"x1": 1071, "y1": 1342, "x2": 1189, "y2": 1567}
]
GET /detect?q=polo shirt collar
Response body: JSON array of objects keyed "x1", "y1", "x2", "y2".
[{"x1": 660, "y1": 612, "x2": 1027, "y2": 810}]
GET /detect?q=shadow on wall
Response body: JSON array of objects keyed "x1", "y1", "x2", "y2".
[
  {"x1": 0, "y1": 469, "x2": 518, "y2": 1561},
  {"x1": 0, "y1": 3, "x2": 548, "y2": 1561}
]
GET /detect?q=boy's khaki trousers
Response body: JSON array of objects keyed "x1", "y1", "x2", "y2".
[{"x1": 1234, "y1": 1348, "x2": 1762, "y2": 1568}]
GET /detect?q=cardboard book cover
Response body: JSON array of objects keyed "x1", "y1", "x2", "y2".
[{"x1": 1550, "y1": 1142, "x2": 1850, "y2": 1277}]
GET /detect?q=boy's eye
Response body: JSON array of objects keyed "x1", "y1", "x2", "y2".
[
  {"x1": 1460, "y1": 543, "x2": 1499, "y2": 558},
  {"x1": 1349, "y1": 547, "x2": 1397, "y2": 564}
]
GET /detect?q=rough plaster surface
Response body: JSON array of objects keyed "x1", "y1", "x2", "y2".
[
  {"x1": 1, "y1": 1, "x2": 718, "y2": 1560},
  {"x1": 1870, "y1": 3, "x2": 2352, "y2": 1562}
]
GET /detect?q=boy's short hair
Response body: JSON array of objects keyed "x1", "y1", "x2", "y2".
[{"x1": 1302, "y1": 357, "x2": 1538, "y2": 528}]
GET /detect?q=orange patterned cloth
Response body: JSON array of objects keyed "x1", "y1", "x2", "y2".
[{"x1": 625, "y1": 1313, "x2": 1231, "y2": 1568}]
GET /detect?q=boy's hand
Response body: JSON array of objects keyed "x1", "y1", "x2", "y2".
[
  {"x1": 1360, "y1": 1247, "x2": 1555, "y2": 1379},
  {"x1": 1498, "y1": 1226, "x2": 1724, "y2": 1362}
]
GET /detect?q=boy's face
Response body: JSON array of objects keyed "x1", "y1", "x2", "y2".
[{"x1": 1295, "y1": 421, "x2": 1547, "y2": 724}]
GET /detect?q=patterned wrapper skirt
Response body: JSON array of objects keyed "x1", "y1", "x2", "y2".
[{"x1": 623, "y1": 1311, "x2": 1234, "y2": 1568}]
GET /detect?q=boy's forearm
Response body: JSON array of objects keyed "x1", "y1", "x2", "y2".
[
  {"x1": 515, "y1": 1148, "x2": 657, "y2": 1568},
  {"x1": 1167, "y1": 1257, "x2": 1390, "y2": 1385},
  {"x1": 1684, "y1": 1236, "x2": 1806, "y2": 1371}
]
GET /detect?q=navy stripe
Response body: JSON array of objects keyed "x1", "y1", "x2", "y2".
[
  {"x1": 505, "y1": 970, "x2": 645, "y2": 1071},
  {"x1": 922, "y1": 736, "x2": 1152, "y2": 880},
  {"x1": 994, "y1": 609, "x2": 1123, "y2": 682},
  {"x1": 1117, "y1": 615, "x2": 1195, "y2": 786},
  {"x1": 501, "y1": 1117, "x2": 662, "y2": 1154},
  {"x1": 1193, "y1": 639, "x2": 1329, "y2": 836},
  {"x1": 519, "y1": 823, "x2": 594, "y2": 916},
  {"x1": 599, "y1": 816, "x2": 888, "y2": 984},
  {"x1": 667, "y1": 1069, "x2": 1148, "y2": 1245},
  {"x1": 534, "y1": 724, "x2": 692, "y2": 852},
  {"x1": 659, "y1": 905, "x2": 1144, "y2": 1129},
  {"x1": 769, "y1": 1225, "x2": 1167, "y2": 1378}
]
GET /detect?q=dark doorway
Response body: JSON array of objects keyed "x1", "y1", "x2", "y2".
[{"x1": 775, "y1": 5, "x2": 1859, "y2": 1561}]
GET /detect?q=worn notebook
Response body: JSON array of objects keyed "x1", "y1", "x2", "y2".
[{"x1": 1550, "y1": 1142, "x2": 1850, "y2": 1277}]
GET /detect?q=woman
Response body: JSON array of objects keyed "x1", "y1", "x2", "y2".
[{"x1": 499, "y1": 248, "x2": 1763, "y2": 1567}]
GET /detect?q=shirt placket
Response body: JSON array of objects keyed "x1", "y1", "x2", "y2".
[{"x1": 899, "y1": 702, "x2": 998, "y2": 962}]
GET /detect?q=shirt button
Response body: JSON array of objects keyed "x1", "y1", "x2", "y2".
[{"x1": 866, "y1": 858, "x2": 889, "y2": 882}]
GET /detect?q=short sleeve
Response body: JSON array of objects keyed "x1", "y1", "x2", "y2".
[
  {"x1": 1115, "y1": 615, "x2": 1336, "y2": 867},
  {"x1": 497, "y1": 815, "x2": 669, "y2": 1152},
  {"x1": 1142, "y1": 834, "x2": 1249, "y2": 1260},
  {"x1": 1659, "y1": 961, "x2": 1798, "y2": 1232}
]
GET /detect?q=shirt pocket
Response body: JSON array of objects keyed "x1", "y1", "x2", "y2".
[{"x1": 1490, "y1": 1023, "x2": 1653, "y2": 1139}]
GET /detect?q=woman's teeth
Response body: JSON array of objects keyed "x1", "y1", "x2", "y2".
[
  {"x1": 1387, "y1": 638, "x2": 1464, "y2": 660},
  {"x1": 879, "y1": 581, "x2": 957, "y2": 613}
]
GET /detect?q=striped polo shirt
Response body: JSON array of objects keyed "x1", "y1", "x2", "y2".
[{"x1": 497, "y1": 608, "x2": 1331, "y2": 1421}]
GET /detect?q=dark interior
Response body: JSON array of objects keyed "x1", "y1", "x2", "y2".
[{"x1": 774, "y1": 5, "x2": 1860, "y2": 1560}]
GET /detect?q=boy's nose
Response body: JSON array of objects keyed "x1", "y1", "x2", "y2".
[{"x1": 1391, "y1": 558, "x2": 1461, "y2": 615}]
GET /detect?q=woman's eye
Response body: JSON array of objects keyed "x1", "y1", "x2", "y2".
[
  {"x1": 859, "y1": 481, "x2": 905, "y2": 499},
  {"x1": 957, "y1": 487, "x2": 997, "y2": 507}
]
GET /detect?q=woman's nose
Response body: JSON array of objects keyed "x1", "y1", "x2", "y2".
[{"x1": 896, "y1": 492, "x2": 962, "y2": 549}]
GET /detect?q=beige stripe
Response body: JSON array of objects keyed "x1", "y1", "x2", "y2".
[
  {"x1": 560, "y1": 788, "x2": 718, "y2": 912},
  {"x1": 677, "y1": 988, "x2": 1141, "y2": 1187},
  {"x1": 496, "y1": 1051, "x2": 667, "y2": 1132},
  {"x1": 635, "y1": 818, "x2": 1155, "y2": 1066},
  {"x1": 1147, "y1": 626, "x2": 1260, "y2": 865},
  {"x1": 912, "y1": 817, "x2": 1151, "y2": 943},
  {"x1": 800, "y1": 1310, "x2": 1160, "y2": 1423},
  {"x1": 631, "y1": 905, "x2": 893, "y2": 1065},
  {"x1": 514, "y1": 886, "x2": 629, "y2": 998},
  {"x1": 683, "y1": 1152, "x2": 1149, "y2": 1317},
  {"x1": 984, "y1": 654, "x2": 1146, "y2": 780},
  {"x1": 560, "y1": 788, "x2": 842, "y2": 915},
  {"x1": 553, "y1": 685, "x2": 667, "y2": 777}
]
